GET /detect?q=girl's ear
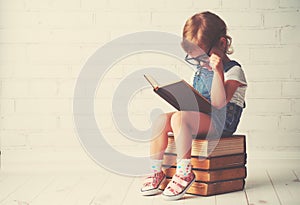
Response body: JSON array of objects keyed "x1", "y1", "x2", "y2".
[{"x1": 218, "y1": 37, "x2": 227, "y2": 52}]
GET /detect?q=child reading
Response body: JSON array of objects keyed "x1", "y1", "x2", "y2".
[{"x1": 140, "y1": 11, "x2": 247, "y2": 200}]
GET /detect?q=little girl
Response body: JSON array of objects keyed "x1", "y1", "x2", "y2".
[{"x1": 140, "y1": 11, "x2": 247, "y2": 200}]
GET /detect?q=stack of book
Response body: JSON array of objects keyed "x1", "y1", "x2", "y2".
[{"x1": 160, "y1": 134, "x2": 247, "y2": 196}]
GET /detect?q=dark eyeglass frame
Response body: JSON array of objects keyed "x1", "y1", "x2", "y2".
[
  {"x1": 184, "y1": 44, "x2": 214, "y2": 66},
  {"x1": 184, "y1": 29, "x2": 226, "y2": 66}
]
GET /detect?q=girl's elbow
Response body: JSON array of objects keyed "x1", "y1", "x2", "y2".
[{"x1": 212, "y1": 101, "x2": 227, "y2": 109}]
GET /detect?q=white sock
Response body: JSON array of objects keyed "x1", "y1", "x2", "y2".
[
  {"x1": 176, "y1": 158, "x2": 192, "y2": 176},
  {"x1": 150, "y1": 159, "x2": 163, "y2": 173}
]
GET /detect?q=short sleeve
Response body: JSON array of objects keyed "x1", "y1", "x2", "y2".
[{"x1": 225, "y1": 66, "x2": 247, "y2": 86}]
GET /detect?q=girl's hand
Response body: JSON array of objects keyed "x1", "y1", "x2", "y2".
[{"x1": 208, "y1": 53, "x2": 224, "y2": 73}]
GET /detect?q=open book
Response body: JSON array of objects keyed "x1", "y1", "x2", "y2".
[{"x1": 144, "y1": 74, "x2": 212, "y2": 114}]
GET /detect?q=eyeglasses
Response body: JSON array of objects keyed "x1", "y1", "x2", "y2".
[
  {"x1": 184, "y1": 29, "x2": 225, "y2": 66},
  {"x1": 184, "y1": 44, "x2": 214, "y2": 66}
]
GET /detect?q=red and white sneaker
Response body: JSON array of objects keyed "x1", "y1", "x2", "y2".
[
  {"x1": 162, "y1": 172, "x2": 195, "y2": 200},
  {"x1": 140, "y1": 171, "x2": 166, "y2": 196}
]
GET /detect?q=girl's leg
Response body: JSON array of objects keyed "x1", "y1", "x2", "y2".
[
  {"x1": 150, "y1": 112, "x2": 174, "y2": 160},
  {"x1": 170, "y1": 111, "x2": 213, "y2": 159},
  {"x1": 140, "y1": 112, "x2": 174, "y2": 196},
  {"x1": 162, "y1": 111, "x2": 213, "y2": 200}
]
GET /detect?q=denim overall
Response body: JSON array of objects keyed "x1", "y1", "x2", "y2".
[{"x1": 193, "y1": 61, "x2": 244, "y2": 136}]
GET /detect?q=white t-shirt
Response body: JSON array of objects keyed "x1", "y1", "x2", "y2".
[{"x1": 225, "y1": 65, "x2": 247, "y2": 108}]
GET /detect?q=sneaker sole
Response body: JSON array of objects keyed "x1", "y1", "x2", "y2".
[
  {"x1": 140, "y1": 176, "x2": 166, "y2": 196},
  {"x1": 161, "y1": 175, "x2": 196, "y2": 201}
]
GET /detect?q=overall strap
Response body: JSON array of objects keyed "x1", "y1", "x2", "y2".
[
  {"x1": 224, "y1": 60, "x2": 241, "y2": 73},
  {"x1": 223, "y1": 60, "x2": 246, "y2": 108}
]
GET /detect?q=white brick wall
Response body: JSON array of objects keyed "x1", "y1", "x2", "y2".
[{"x1": 0, "y1": 0, "x2": 299, "y2": 161}]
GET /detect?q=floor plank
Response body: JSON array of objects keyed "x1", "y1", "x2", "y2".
[
  {"x1": 1, "y1": 158, "x2": 300, "y2": 204},
  {"x1": 0, "y1": 174, "x2": 31, "y2": 203},
  {"x1": 267, "y1": 168, "x2": 300, "y2": 205},
  {"x1": 151, "y1": 188, "x2": 216, "y2": 205},
  {"x1": 215, "y1": 190, "x2": 248, "y2": 205},
  {"x1": 1, "y1": 174, "x2": 55, "y2": 205},
  {"x1": 245, "y1": 166, "x2": 281, "y2": 205},
  {"x1": 57, "y1": 173, "x2": 110, "y2": 205},
  {"x1": 182, "y1": 194, "x2": 216, "y2": 205},
  {"x1": 89, "y1": 173, "x2": 134, "y2": 205},
  {"x1": 121, "y1": 177, "x2": 153, "y2": 205},
  {"x1": 30, "y1": 175, "x2": 85, "y2": 205}
]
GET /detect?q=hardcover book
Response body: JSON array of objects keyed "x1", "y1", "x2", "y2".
[
  {"x1": 144, "y1": 74, "x2": 212, "y2": 114},
  {"x1": 163, "y1": 153, "x2": 247, "y2": 170},
  {"x1": 160, "y1": 178, "x2": 245, "y2": 196},
  {"x1": 163, "y1": 166, "x2": 247, "y2": 183},
  {"x1": 165, "y1": 135, "x2": 246, "y2": 157}
]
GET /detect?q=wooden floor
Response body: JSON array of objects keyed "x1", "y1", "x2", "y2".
[{"x1": 0, "y1": 153, "x2": 300, "y2": 205}]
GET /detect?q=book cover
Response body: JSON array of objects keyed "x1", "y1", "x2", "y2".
[
  {"x1": 163, "y1": 153, "x2": 247, "y2": 170},
  {"x1": 160, "y1": 178, "x2": 245, "y2": 196},
  {"x1": 144, "y1": 74, "x2": 212, "y2": 114},
  {"x1": 163, "y1": 166, "x2": 247, "y2": 182},
  {"x1": 165, "y1": 135, "x2": 246, "y2": 157}
]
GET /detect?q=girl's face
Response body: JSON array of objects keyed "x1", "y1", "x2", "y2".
[{"x1": 183, "y1": 42, "x2": 211, "y2": 67}]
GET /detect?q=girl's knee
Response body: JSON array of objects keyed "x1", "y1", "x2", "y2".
[
  {"x1": 151, "y1": 113, "x2": 172, "y2": 135},
  {"x1": 155, "y1": 113, "x2": 170, "y2": 125},
  {"x1": 170, "y1": 111, "x2": 188, "y2": 130}
]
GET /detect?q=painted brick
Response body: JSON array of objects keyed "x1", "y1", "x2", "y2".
[
  {"x1": 96, "y1": 12, "x2": 151, "y2": 27},
  {"x1": 264, "y1": 11, "x2": 300, "y2": 27},
  {"x1": 38, "y1": 11, "x2": 94, "y2": 29},
  {"x1": 1, "y1": 79, "x2": 29, "y2": 98},
  {"x1": 151, "y1": 12, "x2": 191, "y2": 26},
  {"x1": 280, "y1": 27, "x2": 300, "y2": 44},
  {"x1": 139, "y1": 0, "x2": 166, "y2": 11},
  {"x1": 0, "y1": 0, "x2": 25, "y2": 10},
  {"x1": 0, "y1": 28, "x2": 110, "y2": 44},
  {"x1": 250, "y1": 0, "x2": 279, "y2": 9},
  {"x1": 245, "y1": 64, "x2": 292, "y2": 81},
  {"x1": 0, "y1": 64, "x2": 14, "y2": 78},
  {"x1": 229, "y1": 46, "x2": 251, "y2": 64},
  {"x1": 230, "y1": 29, "x2": 278, "y2": 45},
  {"x1": 108, "y1": 0, "x2": 140, "y2": 11},
  {"x1": 80, "y1": 0, "x2": 109, "y2": 10},
  {"x1": 238, "y1": 115, "x2": 279, "y2": 131},
  {"x1": 291, "y1": 99, "x2": 300, "y2": 114},
  {"x1": 12, "y1": 65, "x2": 72, "y2": 79},
  {"x1": 219, "y1": 12, "x2": 262, "y2": 28},
  {"x1": 59, "y1": 115, "x2": 113, "y2": 130},
  {"x1": 245, "y1": 130, "x2": 300, "y2": 147},
  {"x1": 282, "y1": 81, "x2": 300, "y2": 97},
  {"x1": 24, "y1": 0, "x2": 81, "y2": 11},
  {"x1": 27, "y1": 45, "x2": 82, "y2": 65},
  {"x1": 0, "y1": 44, "x2": 27, "y2": 64},
  {"x1": 279, "y1": 0, "x2": 300, "y2": 8},
  {"x1": 0, "y1": 115, "x2": 57, "y2": 130},
  {"x1": 15, "y1": 99, "x2": 71, "y2": 114},
  {"x1": 222, "y1": 0, "x2": 250, "y2": 9},
  {"x1": 27, "y1": 131, "x2": 80, "y2": 148},
  {"x1": 28, "y1": 80, "x2": 58, "y2": 98},
  {"x1": 250, "y1": 46, "x2": 299, "y2": 64},
  {"x1": 0, "y1": 131, "x2": 27, "y2": 147},
  {"x1": 0, "y1": 0, "x2": 299, "y2": 157},
  {"x1": 291, "y1": 63, "x2": 300, "y2": 79},
  {"x1": 0, "y1": 11, "x2": 93, "y2": 29},
  {"x1": 165, "y1": 0, "x2": 193, "y2": 10},
  {"x1": 58, "y1": 79, "x2": 85, "y2": 98},
  {"x1": 193, "y1": 0, "x2": 220, "y2": 9},
  {"x1": 246, "y1": 82, "x2": 282, "y2": 98},
  {"x1": 0, "y1": 99, "x2": 15, "y2": 114},
  {"x1": 279, "y1": 115, "x2": 300, "y2": 131},
  {"x1": 0, "y1": 11, "x2": 41, "y2": 28},
  {"x1": 244, "y1": 99, "x2": 291, "y2": 114}
]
